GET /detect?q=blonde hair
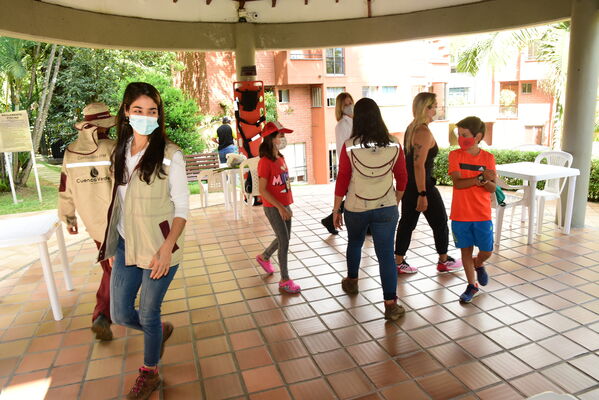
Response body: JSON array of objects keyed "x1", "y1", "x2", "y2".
[
  {"x1": 404, "y1": 92, "x2": 436, "y2": 153},
  {"x1": 334, "y1": 92, "x2": 354, "y2": 121}
]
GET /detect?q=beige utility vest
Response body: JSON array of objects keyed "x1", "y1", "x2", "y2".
[
  {"x1": 98, "y1": 142, "x2": 184, "y2": 269},
  {"x1": 344, "y1": 136, "x2": 401, "y2": 212},
  {"x1": 58, "y1": 134, "x2": 115, "y2": 243}
]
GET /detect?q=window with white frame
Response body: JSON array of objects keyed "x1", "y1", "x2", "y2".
[
  {"x1": 326, "y1": 87, "x2": 345, "y2": 107},
  {"x1": 362, "y1": 86, "x2": 377, "y2": 98},
  {"x1": 278, "y1": 89, "x2": 290, "y2": 103},
  {"x1": 325, "y1": 48, "x2": 345, "y2": 75},
  {"x1": 448, "y1": 87, "x2": 473, "y2": 105},
  {"x1": 280, "y1": 143, "x2": 307, "y2": 182}
]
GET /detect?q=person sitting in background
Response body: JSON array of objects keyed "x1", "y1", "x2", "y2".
[{"x1": 213, "y1": 116, "x2": 237, "y2": 163}]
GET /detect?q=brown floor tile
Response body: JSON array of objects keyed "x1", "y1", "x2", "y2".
[
  {"x1": 291, "y1": 317, "x2": 327, "y2": 336},
  {"x1": 347, "y1": 341, "x2": 389, "y2": 366},
  {"x1": 436, "y1": 319, "x2": 478, "y2": 340},
  {"x1": 450, "y1": 361, "x2": 501, "y2": 390},
  {"x1": 417, "y1": 370, "x2": 468, "y2": 400},
  {"x1": 327, "y1": 369, "x2": 373, "y2": 399},
  {"x1": 79, "y1": 375, "x2": 121, "y2": 400},
  {"x1": 230, "y1": 330, "x2": 264, "y2": 351},
  {"x1": 485, "y1": 326, "x2": 530, "y2": 349},
  {"x1": 269, "y1": 338, "x2": 308, "y2": 362},
  {"x1": 0, "y1": 357, "x2": 19, "y2": 377},
  {"x1": 542, "y1": 363, "x2": 598, "y2": 393},
  {"x1": 27, "y1": 333, "x2": 63, "y2": 353},
  {"x1": 481, "y1": 352, "x2": 532, "y2": 380},
  {"x1": 224, "y1": 314, "x2": 256, "y2": 333},
  {"x1": 16, "y1": 350, "x2": 56, "y2": 373},
  {"x1": 457, "y1": 334, "x2": 502, "y2": 358},
  {"x1": 333, "y1": 325, "x2": 371, "y2": 346},
  {"x1": 477, "y1": 382, "x2": 525, "y2": 400},
  {"x1": 510, "y1": 343, "x2": 561, "y2": 369},
  {"x1": 262, "y1": 323, "x2": 297, "y2": 343},
  {"x1": 380, "y1": 380, "x2": 429, "y2": 400},
  {"x1": 279, "y1": 357, "x2": 321, "y2": 383},
  {"x1": 196, "y1": 336, "x2": 230, "y2": 357},
  {"x1": 302, "y1": 332, "x2": 340, "y2": 354},
  {"x1": 193, "y1": 320, "x2": 225, "y2": 339},
  {"x1": 511, "y1": 319, "x2": 555, "y2": 341},
  {"x1": 397, "y1": 351, "x2": 443, "y2": 378},
  {"x1": 253, "y1": 309, "x2": 286, "y2": 327},
  {"x1": 162, "y1": 381, "x2": 203, "y2": 399},
  {"x1": 463, "y1": 313, "x2": 504, "y2": 332},
  {"x1": 313, "y1": 348, "x2": 357, "y2": 375},
  {"x1": 510, "y1": 372, "x2": 564, "y2": 397},
  {"x1": 44, "y1": 383, "x2": 81, "y2": 400},
  {"x1": 242, "y1": 365, "x2": 284, "y2": 393},
  {"x1": 563, "y1": 326, "x2": 599, "y2": 351},
  {"x1": 0, "y1": 339, "x2": 31, "y2": 359},
  {"x1": 538, "y1": 335, "x2": 587, "y2": 360},
  {"x1": 235, "y1": 346, "x2": 273, "y2": 370},
  {"x1": 569, "y1": 354, "x2": 599, "y2": 380},
  {"x1": 49, "y1": 362, "x2": 87, "y2": 387},
  {"x1": 199, "y1": 353, "x2": 237, "y2": 378},
  {"x1": 249, "y1": 387, "x2": 292, "y2": 400},
  {"x1": 162, "y1": 342, "x2": 195, "y2": 365},
  {"x1": 362, "y1": 359, "x2": 408, "y2": 388},
  {"x1": 428, "y1": 342, "x2": 474, "y2": 367},
  {"x1": 85, "y1": 356, "x2": 123, "y2": 380},
  {"x1": 289, "y1": 378, "x2": 336, "y2": 400},
  {"x1": 203, "y1": 373, "x2": 244, "y2": 400},
  {"x1": 407, "y1": 326, "x2": 449, "y2": 348}
]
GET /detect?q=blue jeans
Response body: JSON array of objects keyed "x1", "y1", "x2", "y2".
[
  {"x1": 218, "y1": 145, "x2": 237, "y2": 163},
  {"x1": 110, "y1": 236, "x2": 178, "y2": 367},
  {"x1": 344, "y1": 206, "x2": 399, "y2": 301}
]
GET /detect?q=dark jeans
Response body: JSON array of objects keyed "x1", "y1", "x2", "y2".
[
  {"x1": 93, "y1": 241, "x2": 112, "y2": 323},
  {"x1": 110, "y1": 236, "x2": 178, "y2": 367},
  {"x1": 395, "y1": 185, "x2": 449, "y2": 256},
  {"x1": 344, "y1": 206, "x2": 399, "y2": 300},
  {"x1": 263, "y1": 206, "x2": 292, "y2": 281}
]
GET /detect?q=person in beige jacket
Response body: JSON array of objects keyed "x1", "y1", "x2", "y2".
[{"x1": 58, "y1": 102, "x2": 116, "y2": 341}]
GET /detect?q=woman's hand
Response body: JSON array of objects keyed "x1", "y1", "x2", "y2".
[
  {"x1": 149, "y1": 243, "x2": 173, "y2": 279},
  {"x1": 278, "y1": 206, "x2": 292, "y2": 221},
  {"x1": 333, "y1": 212, "x2": 344, "y2": 230},
  {"x1": 416, "y1": 195, "x2": 428, "y2": 212}
]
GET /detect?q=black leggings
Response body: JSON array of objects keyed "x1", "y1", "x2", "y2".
[{"x1": 395, "y1": 185, "x2": 449, "y2": 256}]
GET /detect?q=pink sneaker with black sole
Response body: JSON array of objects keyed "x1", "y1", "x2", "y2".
[
  {"x1": 279, "y1": 280, "x2": 301, "y2": 294},
  {"x1": 256, "y1": 255, "x2": 274, "y2": 274}
]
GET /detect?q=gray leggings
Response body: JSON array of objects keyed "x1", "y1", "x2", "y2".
[{"x1": 263, "y1": 205, "x2": 292, "y2": 281}]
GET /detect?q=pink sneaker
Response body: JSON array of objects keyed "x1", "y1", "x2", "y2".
[
  {"x1": 279, "y1": 280, "x2": 301, "y2": 294},
  {"x1": 437, "y1": 256, "x2": 462, "y2": 273},
  {"x1": 397, "y1": 259, "x2": 418, "y2": 274},
  {"x1": 256, "y1": 255, "x2": 274, "y2": 274}
]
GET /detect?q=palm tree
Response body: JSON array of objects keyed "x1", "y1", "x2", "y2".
[
  {"x1": 455, "y1": 24, "x2": 570, "y2": 148},
  {"x1": 0, "y1": 37, "x2": 28, "y2": 111}
]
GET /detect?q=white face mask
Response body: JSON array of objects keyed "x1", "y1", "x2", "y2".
[
  {"x1": 129, "y1": 115, "x2": 159, "y2": 136},
  {"x1": 276, "y1": 137, "x2": 288, "y2": 151},
  {"x1": 343, "y1": 104, "x2": 354, "y2": 116}
]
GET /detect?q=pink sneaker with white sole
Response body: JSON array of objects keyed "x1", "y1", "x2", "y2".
[
  {"x1": 279, "y1": 280, "x2": 301, "y2": 294},
  {"x1": 256, "y1": 255, "x2": 274, "y2": 274}
]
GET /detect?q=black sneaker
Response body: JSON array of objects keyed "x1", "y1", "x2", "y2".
[
  {"x1": 159, "y1": 322, "x2": 174, "y2": 360},
  {"x1": 321, "y1": 215, "x2": 339, "y2": 235},
  {"x1": 476, "y1": 266, "x2": 489, "y2": 286},
  {"x1": 91, "y1": 314, "x2": 113, "y2": 341}
]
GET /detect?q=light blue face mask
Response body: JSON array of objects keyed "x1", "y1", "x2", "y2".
[{"x1": 129, "y1": 115, "x2": 159, "y2": 136}]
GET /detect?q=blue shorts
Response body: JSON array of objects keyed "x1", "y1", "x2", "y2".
[{"x1": 451, "y1": 220, "x2": 494, "y2": 252}]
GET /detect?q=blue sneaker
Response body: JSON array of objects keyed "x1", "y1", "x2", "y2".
[
  {"x1": 459, "y1": 284, "x2": 479, "y2": 303},
  {"x1": 476, "y1": 266, "x2": 489, "y2": 286}
]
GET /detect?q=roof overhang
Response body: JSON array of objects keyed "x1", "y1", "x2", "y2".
[{"x1": 0, "y1": 0, "x2": 572, "y2": 51}]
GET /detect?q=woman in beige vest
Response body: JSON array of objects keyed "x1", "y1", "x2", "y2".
[
  {"x1": 332, "y1": 97, "x2": 408, "y2": 320},
  {"x1": 98, "y1": 82, "x2": 189, "y2": 399}
]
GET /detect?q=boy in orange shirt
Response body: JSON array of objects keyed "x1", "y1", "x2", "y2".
[{"x1": 448, "y1": 116, "x2": 496, "y2": 303}]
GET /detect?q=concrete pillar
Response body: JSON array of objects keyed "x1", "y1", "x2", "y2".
[
  {"x1": 234, "y1": 23, "x2": 256, "y2": 81},
  {"x1": 560, "y1": 0, "x2": 599, "y2": 227}
]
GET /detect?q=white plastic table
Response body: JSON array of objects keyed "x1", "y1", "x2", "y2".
[
  {"x1": 218, "y1": 168, "x2": 241, "y2": 220},
  {"x1": 495, "y1": 162, "x2": 580, "y2": 245},
  {"x1": 0, "y1": 214, "x2": 73, "y2": 320}
]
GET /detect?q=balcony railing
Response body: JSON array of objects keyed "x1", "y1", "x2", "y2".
[{"x1": 289, "y1": 50, "x2": 323, "y2": 60}]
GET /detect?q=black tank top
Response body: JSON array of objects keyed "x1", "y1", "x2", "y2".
[{"x1": 405, "y1": 142, "x2": 438, "y2": 189}]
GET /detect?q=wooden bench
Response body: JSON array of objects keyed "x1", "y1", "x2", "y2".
[{"x1": 184, "y1": 153, "x2": 220, "y2": 182}]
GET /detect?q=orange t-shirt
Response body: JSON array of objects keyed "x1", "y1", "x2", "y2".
[{"x1": 448, "y1": 148, "x2": 496, "y2": 221}]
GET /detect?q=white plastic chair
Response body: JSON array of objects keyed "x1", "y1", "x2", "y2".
[
  {"x1": 493, "y1": 176, "x2": 529, "y2": 248},
  {"x1": 239, "y1": 157, "x2": 261, "y2": 222},
  {"x1": 519, "y1": 151, "x2": 573, "y2": 233},
  {"x1": 197, "y1": 169, "x2": 223, "y2": 208}
]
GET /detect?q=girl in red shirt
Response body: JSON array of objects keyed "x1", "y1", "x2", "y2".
[{"x1": 255, "y1": 121, "x2": 301, "y2": 294}]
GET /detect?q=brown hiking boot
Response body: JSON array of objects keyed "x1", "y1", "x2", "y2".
[
  {"x1": 341, "y1": 277, "x2": 359, "y2": 295},
  {"x1": 159, "y1": 322, "x2": 174, "y2": 360},
  {"x1": 126, "y1": 367, "x2": 161, "y2": 399},
  {"x1": 91, "y1": 314, "x2": 113, "y2": 341},
  {"x1": 384, "y1": 300, "x2": 406, "y2": 321}
]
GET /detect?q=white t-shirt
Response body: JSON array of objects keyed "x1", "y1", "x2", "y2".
[
  {"x1": 117, "y1": 140, "x2": 190, "y2": 238},
  {"x1": 335, "y1": 115, "x2": 353, "y2": 162}
]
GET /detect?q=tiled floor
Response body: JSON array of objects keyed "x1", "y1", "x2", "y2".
[{"x1": 0, "y1": 185, "x2": 598, "y2": 400}]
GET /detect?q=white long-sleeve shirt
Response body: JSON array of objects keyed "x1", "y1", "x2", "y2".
[
  {"x1": 335, "y1": 115, "x2": 353, "y2": 162},
  {"x1": 117, "y1": 140, "x2": 190, "y2": 238}
]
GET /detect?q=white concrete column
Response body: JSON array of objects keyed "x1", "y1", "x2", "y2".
[
  {"x1": 234, "y1": 23, "x2": 257, "y2": 81},
  {"x1": 560, "y1": 0, "x2": 599, "y2": 228}
]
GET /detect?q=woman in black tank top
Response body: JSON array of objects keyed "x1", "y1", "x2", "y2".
[{"x1": 394, "y1": 93, "x2": 462, "y2": 274}]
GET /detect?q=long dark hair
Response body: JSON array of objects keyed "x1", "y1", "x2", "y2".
[
  {"x1": 113, "y1": 82, "x2": 167, "y2": 185},
  {"x1": 259, "y1": 133, "x2": 282, "y2": 161},
  {"x1": 350, "y1": 97, "x2": 391, "y2": 148}
]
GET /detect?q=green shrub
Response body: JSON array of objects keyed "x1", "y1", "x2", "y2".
[{"x1": 589, "y1": 159, "x2": 599, "y2": 201}]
